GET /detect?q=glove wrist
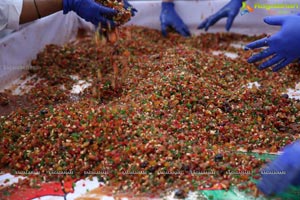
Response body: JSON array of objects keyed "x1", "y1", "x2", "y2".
[
  {"x1": 233, "y1": 0, "x2": 244, "y2": 6},
  {"x1": 237, "y1": 0, "x2": 245, "y2": 2},
  {"x1": 63, "y1": 0, "x2": 74, "y2": 14},
  {"x1": 162, "y1": 2, "x2": 175, "y2": 10}
]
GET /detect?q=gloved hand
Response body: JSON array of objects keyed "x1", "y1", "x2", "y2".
[
  {"x1": 245, "y1": 15, "x2": 300, "y2": 72},
  {"x1": 198, "y1": 0, "x2": 243, "y2": 31},
  {"x1": 257, "y1": 140, "x2": 300, "y2": 196},
  {"x1": 123, "y1": 0, "x2": 138, "y2": 17},
  {"x1": 63, "y1": 0, "x2": 117, "y2": 28},
  {"x1": 160, "y1": 2, "x2": 191, "y2": 37}
]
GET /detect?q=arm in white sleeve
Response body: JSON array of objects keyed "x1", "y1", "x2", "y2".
[{"x1": 0, "y1": 0, "x2": 23, "y2": 32}]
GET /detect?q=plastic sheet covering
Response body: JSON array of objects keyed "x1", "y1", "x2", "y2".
[
  {"x1": 127, "y1": 0, "x2": 299, "y2": 35},
  {"x1": 0, "y1": 12, "x2": 94, "y2": 90}
]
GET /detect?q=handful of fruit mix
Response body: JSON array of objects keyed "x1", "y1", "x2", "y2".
[{"x1": 96, "y1": 0, "x2": 132, "y2": 26}]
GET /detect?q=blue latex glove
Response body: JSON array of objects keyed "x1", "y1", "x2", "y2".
[
  {"x1": 63, "y1": 0, "x2": 117, "y2": 28},
  {"x1": 123, "y1": 0, "x2": 138, "y2": 17},
  {"x1": 257, "y1": 140, "x2": 300, "y2": 196},
  {"x1": 198, "y1": 0, "x2": 243, "y2": 31},
  {"x1": 160, "y1": 2, "x2": 191, "y2": 37},
  {"x1": 245, "y1": 15, "x2": 300, "y2": 72}
]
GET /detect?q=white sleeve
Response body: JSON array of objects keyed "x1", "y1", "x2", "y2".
[{"x1": 0, "y1": 0, "x2": 23, "y2": 32}]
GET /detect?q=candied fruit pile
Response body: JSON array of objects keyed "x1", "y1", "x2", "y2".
[{"x1": 0, "y1": 26, "x2": 300, "y2": 198}]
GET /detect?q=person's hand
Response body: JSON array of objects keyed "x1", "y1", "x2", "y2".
[
  {"x1": 257, "y1": 140, "x2": 300, "y2": 196},
  {"x1": 123, "y1": 0, "x2": 138, "y2": 17},
  {"x1": 198, "y1": 0, "x2": 243, "y2": 31},
  {"x1": 160, "y1": 2, "x2": 191, "y2": 37},
  {"x1": 245, "y1": 15, "x2": 300, "y2": 72},
  {"x1": 63, "y1": 0, "x2": 117, "y2": 28}
]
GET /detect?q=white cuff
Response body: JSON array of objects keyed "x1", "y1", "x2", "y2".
[{"x1": 7, "y1": 0, "x2": 23, "y2": 30}]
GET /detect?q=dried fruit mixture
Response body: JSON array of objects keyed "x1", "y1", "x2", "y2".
[
  {"x1": 1, "y1": 26, "x2": 300, "y2": 198},
  {"x1": 97, "y1": 0, "x2": 132, "y2": 26}
]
